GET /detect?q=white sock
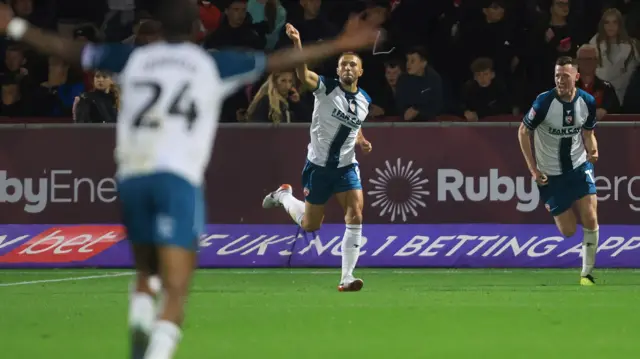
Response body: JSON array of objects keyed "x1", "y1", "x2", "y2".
[
  {"x1": 129, "y1": 292, "x2": 156, "y2": 335},
  {"x1": 581, "y1": 227, "x2": 599, "y2": 277},
  {"x1": 143, "y1": 320, "x2": 182, "y2": 359},
  {"x1": 277, "y1": 192, "x2": 305, "y2": 226},
  {"x1": 341, "y1": 224, "x2": 362, "y2": 281}
]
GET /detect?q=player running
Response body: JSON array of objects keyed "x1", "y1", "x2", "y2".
[
  {"x1": 262, "y1": 23, "x2": 373, "y2": 292},
  {"x1": 518, "y1": 56, "x2": 600, "y2": 286},
  {"x1": 0, "y1": 1, "x2": 382, "y2": 358}
]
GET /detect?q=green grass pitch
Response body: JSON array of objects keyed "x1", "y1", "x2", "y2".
[{"x1": 1, "y1": 269, "x2": 639, "y2": 358}]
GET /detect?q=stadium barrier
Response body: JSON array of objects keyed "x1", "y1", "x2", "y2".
[{"x1": 1, "y1": 118, "x2": 639, "y2": 268}]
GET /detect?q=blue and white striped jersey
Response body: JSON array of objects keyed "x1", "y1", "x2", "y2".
[
  {"x1": 523, "y1": 88, "x2": 597, "y2": 176},
  {"x1": 81, "y1": 42, "x2": 265, "y2": 185},
  {"x1": 306, "y1": 76, "x2": 371, "y2": 168}
]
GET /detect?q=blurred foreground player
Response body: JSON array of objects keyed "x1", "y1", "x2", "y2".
[
  {"x1": 518, "y1": 56, "x2": 600, "y2": 286},
  {"x1": 0, "y1": 1, "x2": 383, "y2": 358},
  {"x1": 262, "y1": 23, "x2": 373, "y2": 292}
]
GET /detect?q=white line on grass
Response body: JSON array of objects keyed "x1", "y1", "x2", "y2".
[{"x1": 0, "y1": 272, "x2": 133, "y2": 287}]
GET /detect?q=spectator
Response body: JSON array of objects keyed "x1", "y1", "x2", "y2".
[
  {"x1": 0, "y1": 75, "x2": 29, "y2": 117},
  {"x1": 370, "y1": 58, "x2": 401, "y2": 118},
  {"x1": 459, "y1": 0, "x2": 522, "y2": 82},
  {"x1": 247, "y1": 0, "x2": 287, "y2": 50},
  {"x1": 395, "y1": 46, "x2": 443, "y2": 121},
  {"x1": 2, "y1": 45, "x2": 28, "y2": 81},
  {"x1": 245, "y1": 72, "x2": 308, "y2": 123},
  {"x1": 203, "y1": 0, "x2": 266, "y2": 50},
  {"x1": 461, "y1": 57, "x2": 511, "y2": 121},
  {"x1": 122, "y1": 18, "x2": 161, "y2": 46},
  {"x1": 101, "y1": 0, "x2": 136, "y2": 42},
  {"x1": 32, "y1": 56, "x2": 84, "y2": 117},
  {"x1": 74, "y1": 71, "x2": 119, "y2": 124},
  {"x1": 576, "y1": 44, "x2": 620, "y2": 119},
  {"x1": 527, "y1": 0, "x2": 584, "y2": 97},
  {"x1": 589, "y1": 8, "x2": 639, "y2": 105},
  {"x1": 275, "y1": 0, "x2": 337, "y2": 48},
  {"x1": 197, "y1": 1, "x2": 222, "y2": 42},
  {"x1": 73, "y1": 25, "x2": 100, "y2": 92}
]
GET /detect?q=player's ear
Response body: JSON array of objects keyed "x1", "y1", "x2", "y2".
[
  {"x1": 358, "y1": 68, "x2": 364, "y2": 76},
  {"x1": 575, "y1": 71, "x2": 580, "y2": 82}
]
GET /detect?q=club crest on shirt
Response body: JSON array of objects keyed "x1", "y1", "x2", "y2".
[
  {"x1": 565, "y1": 115, "x2": 573, "y2": 124},
  {"x1": 303, "y1": 187, "x2": 310, "y2": 197},
  {"x1": 527, "y1": 108, "x2": 536, "y2": 120}
]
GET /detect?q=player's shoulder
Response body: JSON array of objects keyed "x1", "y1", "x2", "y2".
[
  {"x1": 357, "y1": 88, "x2": 372, "y2": 104},
  {"x1": 576, "y1": 88, "x2": 596, "y2": 105},
  {"x1": 208, "y1": 49, "x2": 266, "y2": 80},
  {"x1": 317, "y1": 76, "x2": 340, "y2": 95},
  {"x1": 532, "y1": 89, "x2": 557, "y2": 109}
]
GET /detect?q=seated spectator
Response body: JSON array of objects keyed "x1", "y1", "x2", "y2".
[
  {"x1": 73, "y1": 71, "x2": 119, "y2": 124},
  {"x1": 576, "y1": 44, "x2": 620, "y2": 119},
  {"x1": 461, "y1": 57, "x2": 511, "y2": 121},
  {"x1": 370, "y1": 58, "x2": 401, "y2": 118},
  {"x1": 32, "y1": 56, "x2": 84, "y2": 117},
  {"x1": 203, "y1": 0, "x2": 266, "y2": 50},
  {"x1": 589, "y1": 8, "x2": 639, "y2": 106},
  {"x1": 275, "y1": 0, "x2": 337, "y2": 48},
  {"x1": 0, "y1": 75, "x2": 30, "y2": 117},
  {"x1": 1, "y1": 45, "x2": 31, "y2": 95},
  {"x1": 244, "y1": 71, "x2": 309, "y2": 123},
  {"x1": 197, "y1": 0, "x2": 222, "y2": 42},
  {"x1": 247, "y1": 0, "x2": 287, "y2": 50},
  {"x1": 395, "y1": 46, "x2": 443, "y2": 121}
]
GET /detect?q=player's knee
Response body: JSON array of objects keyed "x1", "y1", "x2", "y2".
[
  {"x1": 559, "y1": 226, "x2": 577, "y2": 238},
  {"x1": 344, "y1": 206, "x2": 363, "y2": 225},
  {"x1": 301, "y1": 221, "x2": 321, "y2": 232}
]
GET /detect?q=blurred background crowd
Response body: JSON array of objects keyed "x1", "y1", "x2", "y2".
[{"x1": 1, "y1": 0, "x2": 640, "y2": 123}]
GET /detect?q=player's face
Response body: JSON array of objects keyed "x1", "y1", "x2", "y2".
[
  {"x1": 337, "y1": 55, "x2": 363, "y2": 85},
  {"x1": 555, "y1": 64, "x2": 579, "y2": 96},
  {"x1": 275, "y1": 72, "x2": 294, "y2": 96},
  {"x1": 226, "y1": 2, "x2": 248, "y2": 28},
  {"x1": 603, "y1": 15, "x2": 619, "y2": 38}
]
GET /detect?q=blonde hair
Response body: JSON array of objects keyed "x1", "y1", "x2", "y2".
[
  {"x1": 596, "y1": 8, "x2": 638, "y2": 71},
  {"x1": 246, "y1": 72, "x2": 293, "y2": 124}
]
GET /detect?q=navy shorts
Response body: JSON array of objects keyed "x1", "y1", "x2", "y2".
[
  {"x1": 301, "y1": 161, "x2": 362, "y2": 205},
  {"x1": 117, "y1": 172, "x2": 205, "y2": 251},
  {"x1": 538, "y1": 161, "x2": 597, "y2": 216}
]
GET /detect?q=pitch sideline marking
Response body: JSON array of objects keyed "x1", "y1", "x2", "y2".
[{"x1": 0, "y1": 272, "x2": 134, "y2": 287}]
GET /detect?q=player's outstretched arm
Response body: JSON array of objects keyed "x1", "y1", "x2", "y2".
[
  {"x1": 0, "y1": 4, "x2": 85, "y2": 66},
  {"x1": 284, "y1": 23, "x2": 319, "y2": 90},
  {"x1": 266, "y1": 11, "x2": 382, "y2": 75}
]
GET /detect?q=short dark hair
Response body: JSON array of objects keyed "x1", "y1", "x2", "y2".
[
  {"x1": 339, "y1": 52, "x2": 363, "y2": 64},
  {"x1": 406, "y1": 46, "x2": 428, "y2": 61},
  {"x1": 155, "y1": 0, "x2": 199, "y2": 38},
  {"x1": 384, "y1": 58, "x2": 403, "y2": 69},
  {"x1": 556, "y1": 56, "x2": 577, "y2": 67},
  {"x1": 470, "y1": 57, "x2": 493, "y2": 73}
]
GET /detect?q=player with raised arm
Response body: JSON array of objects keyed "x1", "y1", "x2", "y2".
[
  {"x1": 262, "y1": 23, "x2": 373, "y2": 292},
  {"x1": 0, "y1": 1, "x2": 382, "y2": 358},
  {"x1": 518, "y1": 56, "x2": 600, "y2": 286}
]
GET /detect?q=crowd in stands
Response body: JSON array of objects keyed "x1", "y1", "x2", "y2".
[{"x1": 1, "y1": 0, "x2": 640, "y2": 123}]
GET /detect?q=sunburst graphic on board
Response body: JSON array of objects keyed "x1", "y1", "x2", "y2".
[{"x1": 367, "y1": 158, "x2": 430, "y2": 222}]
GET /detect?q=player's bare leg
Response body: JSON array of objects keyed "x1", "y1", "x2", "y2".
[
  {"x1": 335, "y1": 189, "x2": 364, "y2": 292},
  {"x1": 130, "y1": 244, "x2": 160, "y2": 359},
  {"x1": 143, "y1": 246, "x2": 197, "y2": 359},
  {"x1": 576, "y1": 194, "x2": 599, "y2": 285},
  {"x1": 262, "y1": 184, "x2": 325, "y2": 231}
]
